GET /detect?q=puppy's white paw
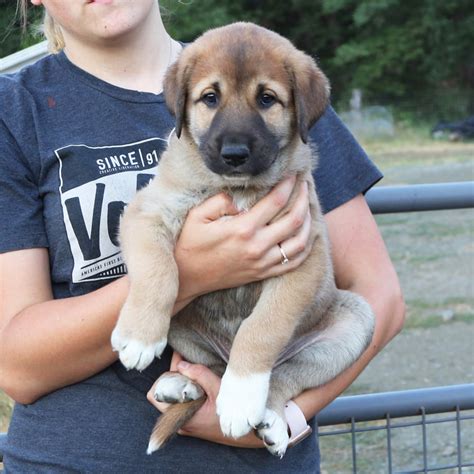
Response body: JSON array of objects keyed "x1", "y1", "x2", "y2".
[
  {"x1": 216, "y1": 369, "x2": 270, "y2": 438},
  {"x1": 256, "y1": 409, "x2": 289, "y2": 458},
  {"x1": 111, "y1": 328, "x2": 167, "y2": 371},
  {"x1": 154, "y1": 373, "x2": 204, "y2": 403}
]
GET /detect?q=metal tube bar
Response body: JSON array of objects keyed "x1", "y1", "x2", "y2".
[
  {"x1": 351, "y1": 417, "x2": 357, "y2": 473},
  {"x1": 316, "y1": 384, "x2": 474, "y2": 426},
  {"x1": 366, "y1": 182, "x2": 474, "y2": 214},
  {"x1": 456, "y1": 405, "x2": 462, "y2": 472},
  {"x1": 421, "y1": 407, "x2": 428, "y2": 473},
  {"x1": 387, "y1": 413, "x2": 393, "y2": 474}
]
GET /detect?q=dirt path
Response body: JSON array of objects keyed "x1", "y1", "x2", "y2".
[{"x1": 353, "y1": 321, "x2": 474, "y2": 393}]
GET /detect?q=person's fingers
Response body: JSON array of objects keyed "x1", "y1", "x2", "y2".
[
  {"x1": 277, "y1": 209, "x2": 312, "y2": 261},
  {"x1": 258, "y1": 181, "x2": 309, "y2": 247},
  {"x1": 259, "y1": 210, "x2": 313, "y2": 278},
  {"x1": 263, "y1": 244, "x2": 312, "y2": 279},
  {"x1": 170, "y1": 351, "x2": 184, "y2": 371},
  {"x1": 237, "y1": 176, "x2": 296, "y2": 229},
  {"x1": 152, "y1": 399, "x2": 171, "y2": 413},
  {"x1": 176, "y1": 361, "x2": 221, "y2": 399},
  {"x1": 188, "y1": 192, "x2": 239, "y2": 223}
]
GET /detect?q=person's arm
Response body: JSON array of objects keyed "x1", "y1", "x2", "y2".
[
  {"x1": 293, "y1": 194, "x2": 405, "y2": 418},
  {"x1": 0, "y1": 177, "x2": 310, "y2": 405},
  {"x1": 156, "y1": 193, "x2": 404, "y2": 447},
  {"x1": 0, "y1": 248, "x2": 127, "y2": 404}
]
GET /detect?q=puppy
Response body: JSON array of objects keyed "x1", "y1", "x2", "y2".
[{"x1": 111, "y1": 22, "x2": 374, "y2": 458}]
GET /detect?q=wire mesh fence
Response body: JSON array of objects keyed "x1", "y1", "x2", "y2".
[{"x1": 316, "y1": 384, "x2": 474, "y2": 473}]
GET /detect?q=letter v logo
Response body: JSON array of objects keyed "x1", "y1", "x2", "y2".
[{"x1": 65, "y1": 183, "x2": 105, "y2": 260}]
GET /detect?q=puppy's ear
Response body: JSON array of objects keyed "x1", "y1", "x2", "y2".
[
  {"x1": 163, "y1": 60, "x2": 192, "y2": 139},
  {"x1": 288, "y1": 55, "x2": 330, "y2": 143}
]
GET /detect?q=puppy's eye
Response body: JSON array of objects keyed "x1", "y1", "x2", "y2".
[
  {"x1": 258, "y1": 93, "x2": 276, "y2": 108},
  {"x1": 202, "y1": 92, "x2": 219, "y2": 107}
]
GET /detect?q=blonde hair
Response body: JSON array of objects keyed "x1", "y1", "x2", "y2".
[
  {"x1": 17, "y1": 0, "x2": 65, "y2": 53},
  {"x1": 42, "y1": 11, "x2": 65, "y2": 53}
]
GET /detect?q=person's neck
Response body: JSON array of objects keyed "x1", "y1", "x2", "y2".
[{"x1": 62, "y1": 9, "x2": 179, "y2": 94}]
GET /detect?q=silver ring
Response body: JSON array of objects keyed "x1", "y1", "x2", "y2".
[{"x1": 278, "y1": 244, "x2": 289, "y2": 265}]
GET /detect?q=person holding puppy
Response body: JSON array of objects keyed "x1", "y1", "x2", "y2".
[{"x1": 0, "y1": 1, "x2": 405, "y2": 472}]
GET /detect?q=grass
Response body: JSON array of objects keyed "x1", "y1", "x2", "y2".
[
  {"x1": 319, "y1": 420, "x2": 392, "y2": 473},
  {"x1": 360, "y1": 121, "x2": 474, "y2": 157},
  {"x1": 359, "y1": 124, "x2": 474, "y2": 193},
  {"x1": 404, "y1": 312, "x2": 474, "y2": 330},
  {"x1": 403, "y1": 295, "x2": 474, "y2": 329},
  {"x1": 0, "y1": 390, "x2": 13, "y2": 432}
]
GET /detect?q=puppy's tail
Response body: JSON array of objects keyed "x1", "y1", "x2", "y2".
[{"x1": 147, "y1": 397, "x2": 206, "y2": 454}]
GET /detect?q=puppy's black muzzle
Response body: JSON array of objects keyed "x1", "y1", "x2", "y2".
[
  {"x1": 220, "y1": 141, "x2": 250, "y2": 168},
  {"x1": 200, "y1": 110, "x2": 280, "y2": 178}
]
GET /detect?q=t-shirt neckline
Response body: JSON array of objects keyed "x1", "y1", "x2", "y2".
[{"x1": 54, "y1": 50, "x2": 165, "y2": 104}]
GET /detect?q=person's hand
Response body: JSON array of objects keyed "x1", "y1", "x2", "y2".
[
  {"x1": 150, "y1": 352, "x2": 264, "y2": 448},
  {"x1": 175, "y1": 176, "x2": 313, "y2": 301}
]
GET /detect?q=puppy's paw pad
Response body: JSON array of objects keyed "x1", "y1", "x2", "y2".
[
  {"x1": 154, "y1": 373, "x2": 204, "y2": 403},
  {"x1": 116, "y1": 337, "x2": 167, "y2": 371},
  {"x1": 257, "y1": 409, "x2": 289, "y2": 458},
  {"x1": 216, "y1": 369, "x2": 270, "y2": 438}
]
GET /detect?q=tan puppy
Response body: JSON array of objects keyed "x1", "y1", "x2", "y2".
[{"x1": 111, "y1": 22, "x2": 374, "y2": 458}]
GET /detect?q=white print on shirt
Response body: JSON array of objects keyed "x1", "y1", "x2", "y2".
[{"x1": 55, "y1": 137, "x2": 168, "y2": 283}]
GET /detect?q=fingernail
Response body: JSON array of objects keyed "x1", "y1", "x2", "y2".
[{"x1": 177, "y1": 361, "x2": 190, "y2": 370}]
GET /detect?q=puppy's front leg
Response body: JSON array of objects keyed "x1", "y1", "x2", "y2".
[{"x1": 111, "y1": 197, "x2": 178, "y2": 371}]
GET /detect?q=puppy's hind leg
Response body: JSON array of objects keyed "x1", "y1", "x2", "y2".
[
  {"x1": 256, "y1": 291, "x2": 374, "y2": 457},
  {"x1": 147, "y1": 346, "x2": 227, "y2": 454},
  {"x1": 299, "y1": 289, "x2": 375, "y2": 387},
  {"x1": 147, "y1": 373, "x2": 206, "y2": 454},
  {"x1": 111, "y1": 197, "x2": 179, "y2": 371}
]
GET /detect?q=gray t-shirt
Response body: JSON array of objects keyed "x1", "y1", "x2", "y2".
[{"x1": 0, "y1": 51, "x2": 382, "y2": 473}]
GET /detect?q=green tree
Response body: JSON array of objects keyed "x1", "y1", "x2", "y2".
[
  {"x1": 2, "y1": 0, "x2": 473, "y2": 118},
  {"x1": 325, "y1": 0, "x2": 474, "y2": 116},
  {"x1": 0, "y1": 1, "x2": 42, "y2": 57}
]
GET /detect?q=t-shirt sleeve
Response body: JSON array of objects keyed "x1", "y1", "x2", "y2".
[
  {"x1": 310, "y1": 106, "x2": 383, "y2": 214},
  {"x1": 0, "y1": 119, "x2": 49, "y2": 253}
]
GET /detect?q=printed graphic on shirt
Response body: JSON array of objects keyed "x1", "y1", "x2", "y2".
[{"x1": 55, "y1": 137, "x2": 169, "y2": 283}]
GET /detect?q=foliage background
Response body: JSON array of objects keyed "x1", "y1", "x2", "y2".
[{"x1": 1, "y1": 0, "x2": 473, "y2": 121}]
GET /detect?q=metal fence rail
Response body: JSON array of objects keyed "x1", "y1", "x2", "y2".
[
  {"x1": 366, "y1": 181, "x2": 474, "y2": 214},
  {"x1": 316, "y1": 384, "x2": 474, "y2": 473}
]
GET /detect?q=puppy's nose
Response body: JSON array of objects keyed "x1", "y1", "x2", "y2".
[{"x1": 221, "y1": 144, "x2": 250, "y2": 167}]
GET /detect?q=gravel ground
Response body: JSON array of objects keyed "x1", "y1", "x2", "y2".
[{"x1": 354, "y1": 321, "x2": 474, "y2": 393}]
